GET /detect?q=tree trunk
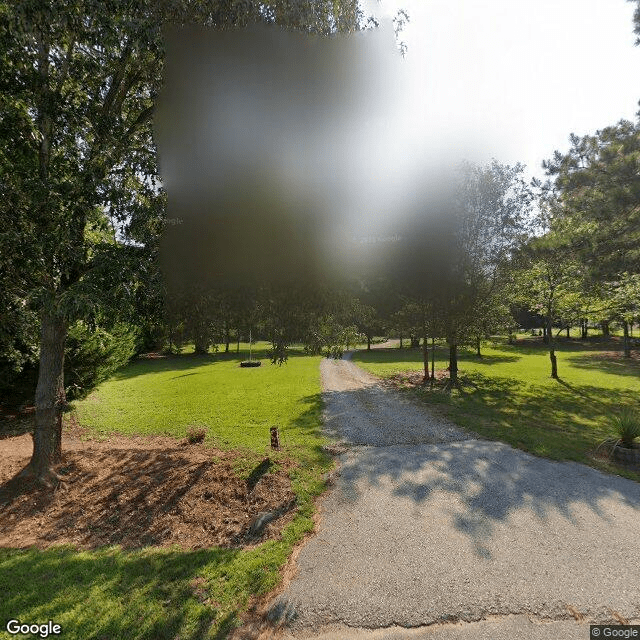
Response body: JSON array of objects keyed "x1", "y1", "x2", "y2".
[
  {"x1": 550, "y1": 348, "x2": 558, "y2": 378},
  {"x1": 623, "y1": 321, "x2": 631, "y2": 358},
  {"x1": 431, "y1": 336, "x2": 435, "y2": 383},
  {"x1": 27, "y1": 309, "x2": 67, "y2": 483},
  {"x1": 224, "y1": 322, "x2": 230, "y2": 353},
  {"x1": 410, "y1": 334, "x2": 420, "y2": 348},
  {"x1": 194, "y1": 341, "x2": 209, "y2": 355},
  {"x1": 547, "y1": 317, "x2": 558, "y2": 379},
  {"x1": 367, "y1": 335, "x2": 371, "y2": 350},
  {"x1": 602, "y1": 321, "x2": 610, "y2": 338},
  {"x1": 581, "y1": 319, "x2": 588, "y2": 340},
  {"x1": 566, "y1": 326, "x2": 570, "y2": 338},
  {"x1": 399, "y1": 334, "x2": 403, "y2": 349},
  {"x1": 194, "y1": 331, "x2": 209, "y2": 355},
  {"x1": 476, "y1": 336, "x2": 481, "y2": 357},
  {"x1": 422, "y1": 328, "x2": 429, "y2": 384},
  {"x1": 449, "y1": 342, "x2": 458, "y2": 383}
]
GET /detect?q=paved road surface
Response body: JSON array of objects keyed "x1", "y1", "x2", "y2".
[{"x1": 268, "y1": 354, "x2": 640, "y2": 639}]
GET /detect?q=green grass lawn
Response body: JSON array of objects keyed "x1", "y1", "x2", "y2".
[
  {"x1": 76, "y1": 342, "x2": 321, "y2": 454},
  {"x1": 353, "y1": 338, "x2": 640, "y2": 482},
  {"x1": 1, "y1": 344, "x2": 329, "y2": 640}
]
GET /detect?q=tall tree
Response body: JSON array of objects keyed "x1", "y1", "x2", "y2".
[
  {"x1": 541, "y1": 120, "x2": 640, "y2": 356},
  {"x1": 513, "y1": 229, "x2": 583, "y2": 379},
  {"x1": 541, "y1": 120, "x2": 640, "y2": 283},
  {"x1": 1, "y1": 0, "x2": 362, "y2": 484}
]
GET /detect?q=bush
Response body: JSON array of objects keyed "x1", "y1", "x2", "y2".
[
  {"x1": 186, "y1": 425, "x2": 207, "y2": 444},
  {"x1": 64, "y1": 321, "x2": 139, "y2": 400},
  {"x1": 304, "y1": 315, "x2": 361, "y2": 359},
  {"x1": 0, "y1": 293, "x2": 39, "y2": 404},
  {"x1": 613, "y1": 408, "x2": 640, "y2": 448}
]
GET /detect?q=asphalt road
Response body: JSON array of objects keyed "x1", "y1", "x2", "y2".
[{"x1": 268, "y1": 355, "x2": 640, "y2": 639}]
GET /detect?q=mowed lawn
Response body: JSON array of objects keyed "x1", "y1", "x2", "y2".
[
  {"x1": 76, "y1": 342, "x2": 323, "y2": 455},
  {"x1": 353, "y1": 338, "x2": 640, "y2": 481},
  {"x1": 0, "y1": 344, "x2": 329, "y2": 640}
]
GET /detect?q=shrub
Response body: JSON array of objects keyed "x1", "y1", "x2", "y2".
[
  {"x1": 64, "y1": 321, "x2": 139, "y2": 400},
  {"x1": 304, "y1": 315, "x2": 361, "y2": 359},
  {"x1": 613, "y1": 408, "x2": 640, "y2": 448},
  {"x1": 186, "y1": 425, "x2": 207, "y2": 444},
  {"x1": 0, "y1": 292, "x2": 39, "y2": 403}
]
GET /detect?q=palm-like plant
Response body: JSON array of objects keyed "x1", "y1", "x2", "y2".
[{"x1": 612, "y1": 409, "x2": 640, "y2": 448}]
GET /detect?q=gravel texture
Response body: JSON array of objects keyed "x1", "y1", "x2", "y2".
[
  {"x1": 270, "y1": 354, "x2": 640, "y2": 638},
  {"x1": 320, "y1": 354, "x2": 473, "y2": 446}
]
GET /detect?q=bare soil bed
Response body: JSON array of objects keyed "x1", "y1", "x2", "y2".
[{"x1": 0, "y1": 423, "x2": 297, "y2": 550}]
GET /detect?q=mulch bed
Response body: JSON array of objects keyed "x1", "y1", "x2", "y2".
[
  {"x1": 381, "y1": 369, "x2": 457, "y2": 391},
  {"x1": 0, "y1": 424, "x2": 297, "y2": 550}
]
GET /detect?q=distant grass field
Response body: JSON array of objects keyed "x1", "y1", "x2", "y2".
[
  {"x1": 353, "y1": 337, "x2": 640, "y2": 482},
  {"x1": 1, "y1": 344, "x2": 329, "y2": 640},
  {"x1": 76, "y1": 342, "x2": 321, "y2": 454}
]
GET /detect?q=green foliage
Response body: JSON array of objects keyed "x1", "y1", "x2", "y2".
[
  {"x1": 64, "y1": 321, "x2": 138, "y2": 400},
  {"x1": 0, "y1": 291, "x2": 39, "y2": 402},
  {"x1": 304, "y1": 314, "x2": 360, "y2": 358},
  {"x1": 612, "y1": 408, "x2": 640, "y2": 448},
  {"x1": 512, "y1": 232, "x2": 584, "y2": 329},
  {"x1": 605, "y1": 272, "x2": 640, "y2": 325},
  {"x1": 350, "y1": 299, "x2": 381, "y2": 344},
  {"x1": 542, "y1": 120, "x2": 640, "y2": 283},
  {"x1": 387, "y1": 160, "x2": 531, "y2": 356}
]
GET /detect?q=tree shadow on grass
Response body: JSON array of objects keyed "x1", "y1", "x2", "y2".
[
  {"x1": 460, "y1": 353, "x2": 521, "y2": 365},
  {"x1": 353, "y1": 348, "x2": 520, "y2": 368},
  {"x1": 436, "y1": 372, "x2": 636, "y2": 444},
  {"x1": 282, "y1": 393, "x2": 329, "y2": 468},
  {"x1": 352, "y1": 347, "x2": 446, "y2": 366},
  {"x1": 113, "y1": 348, "x2": 316, "y2": 382},
  {"x1": 0, "y1": 545, "x2": 247, "y2": 640},
  {"x1": 565, "y1": 352, "x2": 640, "y2": 378},
  {"x1": 111, "y1": 353, "x2": 230, "y2": 381}
]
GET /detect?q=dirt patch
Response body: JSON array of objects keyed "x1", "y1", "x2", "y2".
[
  {"x1": 0, "y1": 424, "x2": 297, "y2": 550},
  {"x1": 382, "y1": 369, "x2": 454, "y2": 390}
]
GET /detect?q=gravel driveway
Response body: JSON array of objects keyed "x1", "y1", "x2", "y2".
[{"x1": 268, "y1": 353, "x2": 640, "y2": 639}]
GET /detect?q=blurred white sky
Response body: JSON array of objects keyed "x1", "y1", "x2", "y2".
[
  {"x1": 158, "y1": 4, "x2": 640, "y2": 246},
  {"x1": 362, "y1": 0, "x2": 640, "y2": 183}
]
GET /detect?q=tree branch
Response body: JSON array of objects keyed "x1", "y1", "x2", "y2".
[
  {"x1": 55, "y1": 35, "x2": 76, "y2": 95},
  {"x1": 101, "y1": 41, "x2": 132, "y2": 121}
]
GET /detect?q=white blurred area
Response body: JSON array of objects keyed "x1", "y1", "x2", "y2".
[
  {"x1": 156, "y1": 1, "x2": 640, "y2": 286},
  {"x1": 364, "y1": 0, "x2": 640, "y2": 182}
]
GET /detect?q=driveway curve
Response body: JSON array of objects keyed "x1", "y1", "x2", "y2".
[{"x1": 268, "y1": 353, "x2": 640, "y2": 639}]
